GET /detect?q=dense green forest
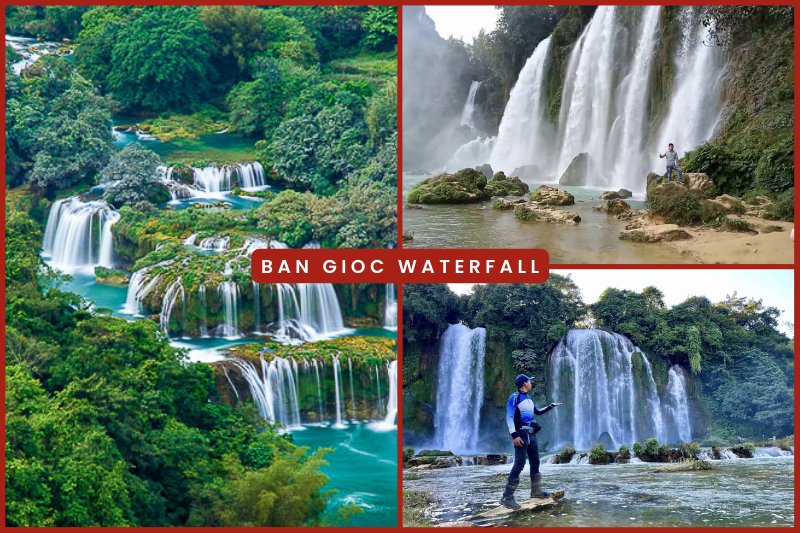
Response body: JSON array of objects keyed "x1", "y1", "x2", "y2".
[
  {"x1": 6, "y1": 5, "x2": 397, "y2": 247},
  {"x1": 6, "y1": 5, "x2": 397, "y2": 526},
  {"x1": 403, "y1": 282, "x2": 794, "y2": 446}
]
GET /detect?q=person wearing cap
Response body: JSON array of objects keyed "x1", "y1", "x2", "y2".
[{"x1": 500, "y1": 374, "x2": 561, "y2": 510}]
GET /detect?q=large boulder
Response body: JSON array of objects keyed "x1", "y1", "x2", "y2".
[
  {"x1": 475, "y1": 164, "x2": 494, "y2": 179},
  {"x1": 684, "y1": 173, "x2": 717, "y2": 198},
  {"x1": 514, "y1": 203, "x2": 581, "y2": 224},
  {"x1": 619, "y1": 224, "x2": 693, "y2": 243},
  {"x1": 407, "y1": 168, "x2": 489, "y2": 204},
  {"x1": 558, "y1": 152, "x2": 589, "y2": 186},
  {"x1": 530, "y1": 185, "x2": 575, "y2": 206},
  {"x1": 593, "y1": 199, "x2": 631, "y2": 215},
  {"x1": 601, "y1": 190, "x2": 622, "y2": 200},
  {"x1": 618, "y1": 188, "x2": 633, "y2": 199},
  {"x1": 486, "y1": 172, "x2": 530, "y2": 196},
  {"x1": 510, "y1": 164, "x2": 541, "y2": 182}
]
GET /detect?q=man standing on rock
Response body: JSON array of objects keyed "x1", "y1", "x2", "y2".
[
  {"x1": 500, "y1": 374, "x2": 561, "y2": 510},
  {"x1": 659, "y1": 143, "x2": 684, "y2": 183}
]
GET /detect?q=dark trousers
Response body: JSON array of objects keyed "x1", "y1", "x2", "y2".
[
  {"x1": 666, "y1": 164, "x2": 684, "y2": 182},
  {"x1": 507, "y1": 432, "x2": 540, "y2": 483}
]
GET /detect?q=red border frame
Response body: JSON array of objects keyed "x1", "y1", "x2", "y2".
[{"x1": 2, "y1": 1, "x2": 797, "y2": 531}]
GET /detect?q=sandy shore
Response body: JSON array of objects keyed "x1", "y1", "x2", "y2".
[{"x1": 664, "y1": 218, "x2": 794, "y2": 264}]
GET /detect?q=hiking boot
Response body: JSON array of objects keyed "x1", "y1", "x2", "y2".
[
  {"x1": 530, "y1": 473, "x2": 551, "y2": 499},
  {"x1": 500, "y1": 479, "x2": 521, "y2": 510}
]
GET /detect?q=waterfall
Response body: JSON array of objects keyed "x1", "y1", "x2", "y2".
[
  {"x1": 548, "y1": 329, "x2": 693, "y2": 450},
  {"x1": 161, "y1": 162, "x2": 268, "y2": 198},
  {"x1": 348, "y1": 357, "x2": 356, "y2": 416},
  {"x1": 198, "y1": 235, "x2": 230, "y2": 251},
  {"x1": 384, "y1": 284, "x2": 398, "y2": 330},
  {"x1": 433, "y1": 324, "x2": 487, "y2": 453},
  {"x1": 159, "y1": 279, "x2": 185, "y2": 335},
  {"x1": 313, "y1": 359, "x2": 325, "y2": 422},
  {"x1": 653, "y1": 7, "x2": 724, "y2": 167},
  {"x1": 332, "y1": 355, "x2": 346, "y2": 428},
  {"x1": 375, "y1": 364, "x2": 383, "y2": 416},
  {"x1": 370, "y1": 360, "x2": 398, "y2": 431},
  {"x1": 273, "y1": 283, "x2": 346, "y2": 343},
  {"x1": 218, "y1": 281, "x2": 241, "y2": 339},
  {"x1": 42, "y1": 197, "x2": 120, "y2": 273},
  {"x1": 232, "y1": 356, "x2": 301, "y2": 427},
  {"x1": 446, "y1": 7, "x2": 723, "y2": 193},
  {"x1": 663, "y1": 365, "x2": 692, "y2": 443},
  {"x1": 460, "y1": 81, "x2": 482, "y2": 129},
  {"x1": 198, "y1": 284, "x2": 208, "y2": 337},
  {"x1": 489, "y1": 37, "x2": 554, "y2": 174},
  {"x1": 607, "y1": 6, "x2": 662, "y2": 189},
  {"x1": 253, "y1": 282, "x2": 261, "y2": 334},
  {"x1": 384, "y1": 360, "x2": 398, "y2": 424}
]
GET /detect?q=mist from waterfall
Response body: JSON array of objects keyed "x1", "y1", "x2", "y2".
[
  {"x1": 548, "y1": 329, "x2": 693, "y2": 451},
  {"x1": 433, "y1": 324, "x2": 487, "y2": 453}
]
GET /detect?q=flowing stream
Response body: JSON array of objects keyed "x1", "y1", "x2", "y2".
[{"x1": 404, "y1": 456, "x2": 793, "y2": 526}]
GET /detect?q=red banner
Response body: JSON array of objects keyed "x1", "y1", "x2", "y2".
[{"x1": 251, "y1": 248, "x2": 549, "y2": 284}]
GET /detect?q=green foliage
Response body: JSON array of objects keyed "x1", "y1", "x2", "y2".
[
  {"x1": 5, "y1": 210, "x2": 336, "y2": 526},
  {"x1": 407, "y1": 168, "x2": 489, "y2": 204},
  {"x1": 261, "y1": 9, "x2": 318, "y2": 67},
  {"x1": 589, "y1": 444, "x2": 608, "y2": 464},
  {"x1": 644, "y1": 438, "x2": 660, "y2": 457},
  {"x1": 632, "y1": 441, "x2": 643, "y2": 458},
  {"x1": 682, "y1": 142, "x2": 752, "y2": 196},
  {"x1": 100, "y1": 143, "x2": 165, "y2": 207},
  {"x1": 401, "y1": 285, "x2": 463, "y2": 345},
  {"x1": 617, "y1": 445, "x2": 631, "y2": 462},
  {"x1": 6, "y1": 58, "x2": 113, "y2": 190},
  {"x1": 199, "y1": 6, "x2": 269, "y2": 85},
  {"x1": 365, "y1": 80, "x2": 397, "y2": 148},
  {"x1": 557, "y1": 445, "x2": 576, "y2": 463},
  {"x1": 361, "y1": 6, "x2": 397, "y2": 50},
  {"x1": 107, "y1": 7, "x2": 215, "y2": 111},
  {"x1": 252, "y1": 190, "x2": 313, "y2": 248},
  {"x1": 755, "y1": 137, "x2": 794, "y2": 193},
  {"x1": 763, "y1": 190, "x2": 794, "y2": 221},
  {"x1": 646, "y1": 181, "x2": 702, "y2": 225},
  {"x1": 6, "y1": 6, "x2": 89, "y2": 40},
  {"x1": 679, "y1": 442, "x2": 700, "y2": 459}
]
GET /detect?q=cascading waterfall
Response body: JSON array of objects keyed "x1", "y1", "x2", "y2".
[
  {"x1": 160, "y1": 279, "x2": 185, "y2": 335},
  {"x1": 313, "y1": 359, "x2": 325, "y2": 421},
  {"x1": 433, "y1": 324, "x2": 487, "y2": 453},
  {"x1": 448, "y1": 7, "x2": 724, "y2": 193},
  {"x1": 198, "y1": 285, "x2": 208, "y2": 337},
  {"x1": 332, "y1": 355, "x2": 346, "y2": 428},
  {"x1": 160, "y1": 162, "x2": 268, "y2": 199},
  {"x1": 489, "y1": 37, "x2": 554, "y2": 173},
  {"x1": 273, "y1": 283, "x2": 346, "y2": 342},
  {"x1": 349, "y1": 357, "x2": 356, "y2": 416},
  {"x1": 663, "y1": 365, "x2": 692, "y2": 443},
  {"x1": 384, "y1": 284, "x2": 398, "y2": 330},
  {"x1": 653, "y1": 7, "x2": 724, "y2": 166},
  {"x1": 460, "y1": 81, "x2": 482, "y2": 129},
  {"x1": 252, "y1": 282, "x2": 261, "y2": 334},
  {"x1": 233, "y1": 356, "x2": 302, "y2": 427},
  {"x1": 548, "y1": 329, "x2": 693, "y2": 450},
  {"x1": 375, "y1": 364, "x2": 384, "y2": 416},
  {"x1": 384, "y1": 360, "x2": 398, "y2": 425},
  {"x1": 43, "y1": 197, "x2": 120, "y2": 272},
  {"x1": 218, "y1": 281, "x2": 241, "y2": 339}
]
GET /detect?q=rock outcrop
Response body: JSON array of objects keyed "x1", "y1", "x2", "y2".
[
  {"x1": 514, "y1": 203, "x2": 581, "y2": 224},
  {"x1": 558, "y1": 152, "x2": 589, "y2": 186},
  {"x1": 530, "y1": 185, "x2": 575, "y2": 206},
  {"x1": 619, "y1": 224, "x2": 693, "y2": 243},
  {"x1": 485, "y1": 172, "x2": 530, "y2": 197},
  {"x1": 407, "y1": 168, "x2": 490, "y2": 204}
]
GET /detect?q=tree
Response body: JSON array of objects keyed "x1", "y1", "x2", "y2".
[
  {"x1": 199, "y1": 6, "x2": 269, "y2": 85},
  {"x1": 226, "y1": 58, "x2": 286, "y2": 138},
  {"x1": 100, "y1": 144, "x2": 165, "y2": 206},
  {"x1": 107, "y1": 7, "x2": 215, "y2": 111},
  {"x1": 261, "y1": 10, "x2": 318, "y2": 67},
  {"x1": 365, "y1": 80, "x2": 397, "y2": 148},
  {"x1": 361, "y1": 6, "x2": 397, "y2": 50}
]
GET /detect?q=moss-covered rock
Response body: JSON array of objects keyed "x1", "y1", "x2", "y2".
[
  {"x1": 619, "y1": 224, "x2": 693, "y2": 243},
  {"x1": 485, "y1": 172, "x2": 530, "y2": 197},
  {"x1": 407, "y1": 168, "x2": 490, "y2": 204},
  {"x1": 94, "y1": 266, "x2": 129, "y2": 286},
  {"x1": 492, "y1": 197, "x2": 527, "y2": 210}
]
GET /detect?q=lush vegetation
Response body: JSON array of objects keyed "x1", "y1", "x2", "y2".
[
  {"x1": 6, "y1": 6, "x2": 397, "y2": 245},
  {"x1": 403, "y1": 283, "x2": 793, "y2": 443},
  {"x1": 5, "y1": 209, "x2": 356, "y2": 526},
  {"x1": 226, "y1": 336, "x2": 396, "y2": 367}
]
